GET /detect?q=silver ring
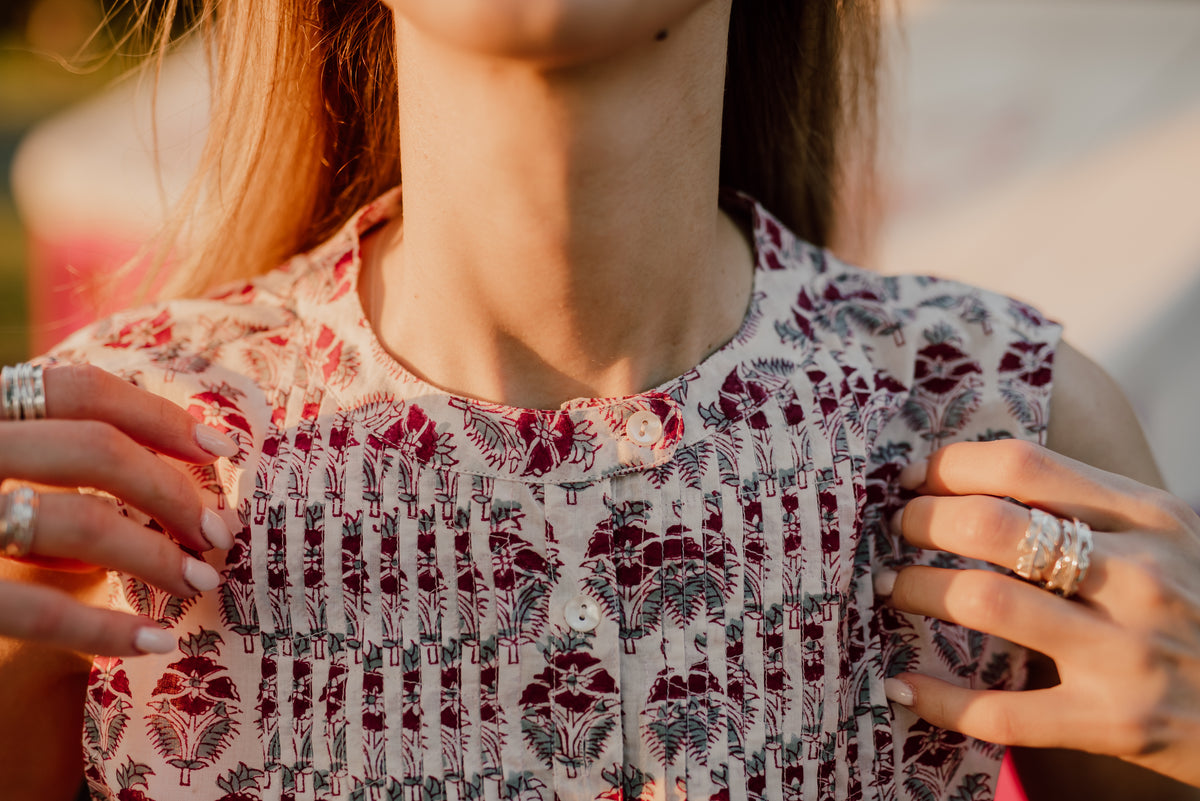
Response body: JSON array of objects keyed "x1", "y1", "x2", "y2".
[
  {"x1": 1015, "y1": 508, "x2": 1061, "y2": 582},
  {"x1": 0, "y1": 487, "x2": 39, "y2": 558},
  {"x1": 1044, "y1": 518, "x2": 1080, "y2": 594},
  {"x1": 0, "y1": 364, "x2": 47, "y2": 421},
  {"x1": 1015, "y1": 511, "x2": 1096, "y2": 599},
  {"x1": 1056, "y1": 518, "x2": 1094, "y2": 599}
]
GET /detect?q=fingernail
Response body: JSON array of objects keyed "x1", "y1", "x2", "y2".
[
  {"x1": 194, "y1": 425, "x2": 239, "y2": 458},
  {"x1": 890, "y1": 507, "x2": 905, "y2": 535},
  {"x1": 874, "y1": 568, "x2": 899, "y2": 597},
  {"x1": 183, "y1": 557, "x2": 221, "y2": 593},
  {"x1": 899, "y1": 459, "x2": 928, "y2": 490},
  {"x1": 201, "y1": 508, "x2": 234, "y2": 550},
  {"x1": 134, "y1": 627, "x2": 176, "y2": 654},
  {"x1": 885, "y1": 677, "x2": 915, "y2": 706}
]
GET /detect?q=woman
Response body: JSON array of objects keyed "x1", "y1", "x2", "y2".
[{"x1": 1, "y1": 1, "x2": 1198, "y2": 799}]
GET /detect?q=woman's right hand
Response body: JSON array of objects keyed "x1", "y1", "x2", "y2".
[{"x1": 0, "y1": 363, "x2": 238, "y2": 656}]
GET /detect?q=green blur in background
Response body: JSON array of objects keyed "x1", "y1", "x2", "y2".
[{"x1": 0, "y1": 0, "x2": 194, "y2": 364}]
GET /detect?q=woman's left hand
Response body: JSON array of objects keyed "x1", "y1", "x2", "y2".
[{"x1": 881, "y1": 439, "x2": 1200, "y2": 789}]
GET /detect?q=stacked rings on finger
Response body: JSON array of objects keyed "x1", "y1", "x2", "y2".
[
  {"x1": 1015, "y1": 508, "x2": 1095, "y2": 598},
  {"x1": 1043, "y1": 518, "x2": 1078, "y2": 593},
  {"x1": 0, "y1": 363, "x2": 47, "y2": 420},
  {"x1": 0, "y1": 486, "x2": 39, "y2": 558},
  {"x1": 1015, "y1": 508, "x2": 1059, "y2": 581}
]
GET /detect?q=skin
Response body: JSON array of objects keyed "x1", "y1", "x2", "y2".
[
  {"x1": 2, "y1": 2, "x2": 1200, "y2": 798},
  {"x1": 361, "y1": 0, "x2": 753, "y2": 410}
]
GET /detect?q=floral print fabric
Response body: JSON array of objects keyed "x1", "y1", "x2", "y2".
[{"x1": 53, "y1": 190, "x2": 1061, "y2": 801}]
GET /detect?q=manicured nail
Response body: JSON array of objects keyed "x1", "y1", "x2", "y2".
[
  {"x1": 898, "y1": 459, "x2": 928, "y2": 490},
  {"x1": 134, "y1": 627, "x2": 176, "y2": 655},
  {"x1": 194, "y1": 425, "x2": 239, "y2": 458},
  {"x1": 201, "y1": 509, "x2": 234, "y2": 550},
  {"x1": 885, "y1": 677, "x2": 915, "y2": 706},
  {"x1": 874, "y1": 569, "x2": 898, "y2": 597},
  {"x1": 183, "y1": 557, "x2": 221, "y2": 593}
]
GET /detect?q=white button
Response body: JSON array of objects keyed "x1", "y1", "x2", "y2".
[
  {"x1": 564, "y1": 595, "x2": 601, "y2": 632},
  {"x1": 625, "y1": 410, "x2": 664, "y2": 446}
]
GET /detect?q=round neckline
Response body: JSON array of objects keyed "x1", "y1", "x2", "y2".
[
  {"x1": 284, "y1": 188, "x2": 820, "y2": 481},
  {"x1": 325, "y1": 188, "x2": 771, "y2": 418}
]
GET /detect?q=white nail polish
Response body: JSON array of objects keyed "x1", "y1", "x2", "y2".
[
  {"x1": 194, "y1": 425, "x2": 239, "y2": 458},
  {"x1": 874, "y1": 569, "x2": 898, "y2": 597},
  {"x1": 201, "y1": 509, "x2": 234, "y2": 550},
  {"x1": 885, "y1": 678, "x2": 915, "y2": 706},
  {"x1": 184, "y1": 558, "x2": 221, "y2": 593},
  {"x1": 135, "y1": 627, "x2": 175, "y2": 654}
]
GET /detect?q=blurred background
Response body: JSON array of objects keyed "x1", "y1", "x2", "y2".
[
  {"x1": 0, "y1": 0, "x2": 202, "y2": 365},
  {"x1": 0, "y1": 0, "x2": 119, "y2": 366},
  {"x1": 0, "y1": 0, "x2": 1197, "y2": 489}
]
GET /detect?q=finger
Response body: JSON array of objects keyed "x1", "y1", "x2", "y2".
[
  {"x1": 888, "y1": 565, "x2": 1107, "y2": 657},
  {"x1": 0, "y1": 422, "x2": 233, "y2": 551},
  {"x1": 886, "y1": 674, "x2": 1080, "y2": 750},
  {"x1": 23, "y1": 494, "x2": 222, "y2": 598},
  {"x1": 899, "y1": 439, "x2": 1167, "y2": 531},
  {"x1": 0, "y1": 580, "x2": 178, "y2": 656},
  {"x1": 42, "y1": 364, "x2": 239, "y2": 462},
  {"x1": 895, "y1": 495, "x2": 1111, "y2": 601}
]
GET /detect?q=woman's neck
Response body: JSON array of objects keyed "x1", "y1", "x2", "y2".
[{"x1": 362, "y1": 1, "x2": 753, "y2": 409}]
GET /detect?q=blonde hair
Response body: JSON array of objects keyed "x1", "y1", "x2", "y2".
[{"x1": 123, "y1": 1, "x2": 879, "y2": 298}]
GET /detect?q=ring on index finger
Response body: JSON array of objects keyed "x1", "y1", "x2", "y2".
[
  {"x1": 0, "y1": 363, "x2": 47, "y2": 421},
  {"x1": 0, "y1": 486, "x2": 39, "y2": 558}
]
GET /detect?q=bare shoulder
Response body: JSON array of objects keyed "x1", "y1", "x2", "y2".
[{"x1": 1046, "y1": 339, "x2": 1166, "y2": 490}]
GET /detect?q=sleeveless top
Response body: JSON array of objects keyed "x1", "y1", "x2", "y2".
[{"x1": 52, "y1": 191, "x2": 1061, "y2": 801}]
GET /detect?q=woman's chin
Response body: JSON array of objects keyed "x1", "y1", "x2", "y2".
[{"x1": 383, "y1": 0, "x2": 718, "y2": 67}]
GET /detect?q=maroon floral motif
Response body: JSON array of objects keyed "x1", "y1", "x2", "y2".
[
  {"x1": 901, "y1": 719, "x2": 968, "y2": 797},
  {"x1": 106, "y1": 309, "x2": 174, "y2": 350},
  {"x1": 584, "y1": 499, "x2": 663, "y2": 650},
  {"x1": 516, "y1": 411, "x2": 580, "y2": 475},
  {"x1": 341, "y1": 512, "x2": 370, "y2": 646},
  {"x1": 997, "y1": 339, "x2": 1055, "y2": 436},
  {"x1": 519, "y1": 631, "x2": 618, "y2": 777},
  {"x1": 902, "y1": 330, "x2": 985, "y2": 446},
  {"x1": 456, "y1": 400, "x2": 599, "y2": 477},
  {"x1": 642, "y1": 662, "x2": 723, "y2": 762},
  {"x1": 491, "y1": 505, "x2": 556, "y2": 662},
  {"x1": 702, "y1": 369, "x2": 778, "y2": 431},
  {"x1": 187, "y1": 383, "x2": 252, "y2": 452},
  {"x1": 85, "y1": 657, "x2": 133, "y2": 761},
  {"x1": 147, "y1": 629, "x2": 240, "y2": 785},
  {"x1": 999, "y1": 340, "x2": 1054, "y2": 387},
  {"x1": 218, "y1": 503, "x2": 258, "y2": 652},
  {"x1": 913, "y1": 341, "x2": 982, "y2": 397}
]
